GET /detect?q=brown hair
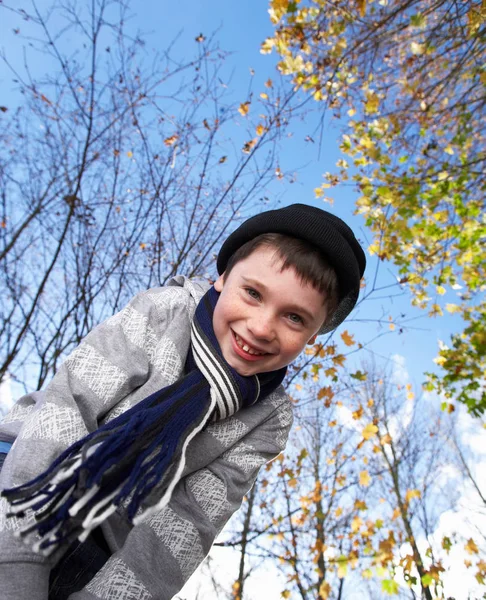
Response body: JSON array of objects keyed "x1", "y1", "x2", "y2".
[{"x1": 223, "y1": 233, "x2": 340, "y2": 325}]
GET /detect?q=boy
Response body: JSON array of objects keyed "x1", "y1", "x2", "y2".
[{"x1": 0, "y1": 203, "x2": 365, "y2": 599}]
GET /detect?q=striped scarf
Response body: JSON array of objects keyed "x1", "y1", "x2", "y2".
[{"x1": 2, "y1": 287, "x2": 286, "y2": 556}]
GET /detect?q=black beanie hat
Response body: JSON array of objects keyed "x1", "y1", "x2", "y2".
[{"x1": 217, "y1": 203, "x2": 366, "y2": 334}]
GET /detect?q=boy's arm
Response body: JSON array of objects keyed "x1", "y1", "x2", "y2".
[
  {"x1": 70, "y1": 390, "x2": 293, "y2": 600},
  {"x1": 0, "y1": 287, "x2": 190, "y2": 600}
]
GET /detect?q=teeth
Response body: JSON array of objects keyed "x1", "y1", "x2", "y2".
[{"x1": 235, "y1": 334, "x2": 264, "y2": 356}]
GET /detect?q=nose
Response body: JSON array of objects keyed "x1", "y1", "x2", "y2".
[{"x1": 247, "y1": 313, "x2": 275, "y2": 342}]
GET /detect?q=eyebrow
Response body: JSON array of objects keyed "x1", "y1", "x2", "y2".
[{"x1": 240, "y1": 275, "x2": 316, "y2": 322}]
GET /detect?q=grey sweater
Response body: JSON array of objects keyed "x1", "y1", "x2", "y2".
[{"x1": 0, "y1": 276, "x2": 293, "y2": 600}]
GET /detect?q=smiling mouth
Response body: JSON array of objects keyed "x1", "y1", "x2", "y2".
[{"x1": 233, "y1": 332, "x2": 268, "y2": 356}]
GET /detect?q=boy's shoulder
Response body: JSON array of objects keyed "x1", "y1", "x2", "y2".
[{"x1": 136, "y1": 276, "x2": 210, "y2": 317}]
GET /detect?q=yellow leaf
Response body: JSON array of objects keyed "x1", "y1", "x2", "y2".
[
  {"x1": 281, "y1": 590, "x2": 291, "y2": 599},
  {"x1": 359, "y1": 470, "x2": 371, "y2": 487},
  {"x1": 238, "y1": 101, "x2": 250, "y2": 116},
  {"x1": 348, "y1": 107, "x2": 356, "y2": 117},
  {"x1": 367, "y1": 398, "x2": 374, "y2": 407},
  {"x1": 389, "y1": 322, "x2": 395, "y2": 331},
  {"x1": 381, "y1": 433, "x2": 392, "y2": 445},
  {"x1": 333, "y1": 354, "x2": 346, "y2": 367},
  {"x1": 410, "y1": 42, "x2": 425, "y2": 55},
  {"x1": 405, "y1": 489, "x2": 421, "y2": 503},
  {"x1": 337, "y1": 558, "x2": 348, "y2": 578},
  {"x1": 352, "y1": 405, "x2": 364, "y2": 420},
  {"x1": 341, "y1": 330, "x2": 355, "y2": 346},
  {"x1": 139, "y1": 243, "x2": 146, "y2": 250},
  {"x1": 319, "y1": 581, "x2": 331, "y2": 599},
  {"x1": 256, "y1": 124, "x2": 265, "y2": 136},
  {"x1": 436, "y1": 285, "x2": 446, "y2": 295},
  {"x1": 318, "y1": 386, "x2": 334, "y2": 401},
  {"x1": 335, "y1": 507, "x2": 343, "y2": 517},
  {"x1": 351, "y1": 515, "x2": 363, "y2": 532},
  {"x1": 392, "y1": 507, "x2": 401, "y2": 520},
  {"x1": 362, "y1": 423, "x2": 378, "y2": 440},
  {"x1": 260, "y1": 92, "x2": 269, "y2": 100},
  {"x1": 444, "y1": 145, "x2": 454, "y2": 155},
  {"x1": 164, "y1": 134, "x2": 179, "y2": 146},
  {"x1": 355, "y1": 0, "x2": 366, "y2": 15},
  {"x1": 126, "y1": 151, "x2": 133, "y2": 158},
  {"x1": 364, "y1": 91, "x2": 380, "y2": 115},
  {"x1": 465, "y1": 538, "x2": 479, "y2": 555},
  {"x1": 445, "y1": 303, "x2": 461, "y2": 314},
  {"x1": 261, "y1": 38, "x2": 275, "y2": 54}
]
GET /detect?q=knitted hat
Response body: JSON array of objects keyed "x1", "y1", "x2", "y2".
[{"x1": 217, "y1": 203, "x2": 366, "y2": 334}]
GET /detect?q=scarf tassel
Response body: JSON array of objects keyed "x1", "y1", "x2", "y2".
[{"x1": 4, "y1": 375, "x2": 211, "y2": 555}]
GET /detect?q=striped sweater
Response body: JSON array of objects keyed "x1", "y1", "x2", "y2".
[{"x1": 0, "y1": 276, "x2": 293, "y2": 600}]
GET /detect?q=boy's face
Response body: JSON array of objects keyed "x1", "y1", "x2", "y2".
[{"x1": 213, "y1": 245, "x2": 328, "y2": 377}]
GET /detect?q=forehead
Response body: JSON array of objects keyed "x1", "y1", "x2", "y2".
[{"x1": 229, "y1": 246, "x2": 327, "y2": 304}]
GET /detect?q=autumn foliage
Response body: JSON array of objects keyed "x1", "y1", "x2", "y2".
[{"x1": 263, "y1": 0, "x2": 486, "y2": 415}]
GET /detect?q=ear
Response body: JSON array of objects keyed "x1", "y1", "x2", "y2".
[
  {"x1": 214, "y1": 273, "x2": 225, "y2": 292},
  {"x1": 306, "y1": 334, "x2": 317, "y2": 346}
]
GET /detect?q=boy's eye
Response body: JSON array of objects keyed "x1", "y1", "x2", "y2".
[
  {"x1": 288, "y1": 313, "x2": 304, "y2": 325},
  {"x1": 246, "y1": 288, "x2": 261, "y2": 300}
]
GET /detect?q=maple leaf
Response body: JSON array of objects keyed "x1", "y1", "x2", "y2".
[
  {"x1": 405, "y1": 489, "x2": 421, "y2": 503},
  {"x1": 341, "y1": 330, "x2": 355, "y2": 346},
  {"x1": 318, "y1": 386, "x2": 334, "y2": 401},
  {"x1": 238, "y1": 101, "x2": 250, "y2": 116},
  {"x1": 465, "y1": 538, "x2": 479, "y2": 555},
  {"x1": 359, "y1": 470, "x2": 371, "y2": 487},
  {"x1": 351, "y1": 515, "x2": 363, "y2": 532},
  {"x1": 362, "y1": 423, "x2": 378, "y2": 440},
  {"x1": 164, "y1": 134, "x2": 178, "y2": 146},
  {"x1": 318, "y1": 581, "x2": 331, "y2": 599}
]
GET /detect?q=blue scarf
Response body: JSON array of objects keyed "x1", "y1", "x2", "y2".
[{"x1": 2, "y1": 287, "x2": 286, "y2": 555}]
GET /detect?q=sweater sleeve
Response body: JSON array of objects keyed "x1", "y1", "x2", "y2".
[
  {"x1": 0, "y1": 288, "x2": 186, "y2": 600},
  {"x1": 70, "y1": 390, "x2": 293, "y2": 600}
]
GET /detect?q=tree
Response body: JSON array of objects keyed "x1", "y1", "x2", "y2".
[
  {"x1": 219, "y1": 358, "x2": 485, "y2": 599},
  {"x1": 263, "y1": 0, "x2": 486, "y2": 415},
  {"x1": 0, "y1": 0, "x2": 299, "y2": 397}
]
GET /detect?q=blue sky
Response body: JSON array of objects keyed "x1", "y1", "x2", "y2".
[{"x1": 0, "y1": 0, "x2": 463, "y2": 395}]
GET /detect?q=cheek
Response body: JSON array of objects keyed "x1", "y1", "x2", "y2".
[{"x1": 280, "y1": 332, "x2": 308, "y2": 358}]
